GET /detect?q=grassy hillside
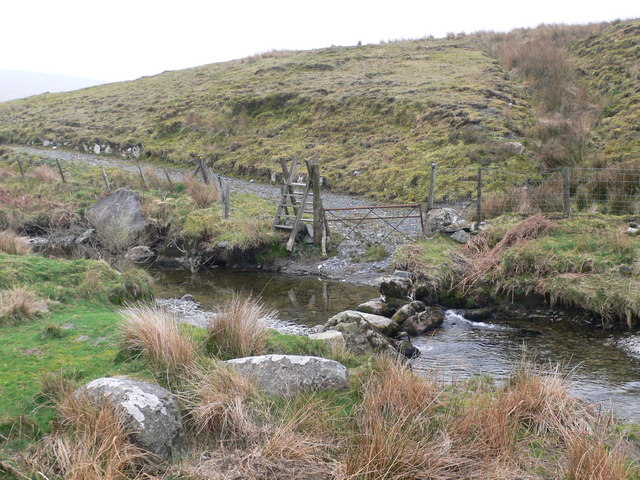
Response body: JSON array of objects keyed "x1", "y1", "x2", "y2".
[
  {"x1": 0, "y1": 37, "x2": 534, "y2": 201},
  {"x1": 572, "y1": 20, "x2": 640, "y2": 165},
  {"x1": 0, "y1": 20, "x2": 638, "y2": 202}
]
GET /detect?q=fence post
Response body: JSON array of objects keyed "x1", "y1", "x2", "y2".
[
  {"x1": 17, "y1": 158, "x2": 25, "y2": 178},
  {"x1": 562, "y1": 167, "x2": 571, "y2": 217},
  {"x1": 476, "y1": 167, "x2": 483, "y2": 227},
  {"x1": 135, "y1": 159, "x2": 148, "y2": 190},
  {"x1": 55, "y1": 159, "x2": 66, "y2": 183},
  {"x1": 224, "y1": 182, "x2": 230, "y2": 219},
  {"x1": 162, "y1": 167, "x2": 173, "y2": 189},
  {"x1": 312, "y1": 160, "x2": 323, "y2": 247},
  {"x1": 428, "y1": 163, "x2": 436, "y2": 210},
  {"x1": 198, "y1": 156, "x2": 209, "y2": 185},
  {"x1": 101, "y1": 166, "x2": 111, "y2": 191}
]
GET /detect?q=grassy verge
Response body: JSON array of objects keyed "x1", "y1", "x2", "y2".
[{"x1": 394, "y1": 214, "x2": 640, "y2": 326}]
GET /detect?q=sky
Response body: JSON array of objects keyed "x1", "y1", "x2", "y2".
[{"x1": 2, "y1": 0, "x2": 638, "y2": 83}]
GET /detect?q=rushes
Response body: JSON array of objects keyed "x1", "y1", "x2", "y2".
[
  {"x1": 0, "y1": 286, "x2": 48, "y2": 324},
  {"x1": 205, "y1": 296, "x2": 274, "y2": 359},
  {"x1": 0, "y1": 229, "x2": 30, "y2": 255},
  {"x1": 120, "y1": 304, "x2": 196, "y2": 373},
  {"x1": 186, "y1": 178, "x2": 220, "y2": 208}
]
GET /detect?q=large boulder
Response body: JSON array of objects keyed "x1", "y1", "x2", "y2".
[
  {"x1": 356, "y1": 298, "x2": 391, "y2": 317},
  {"x1": 78, "y1": 377, "x2": 187, "y2": 461},
  {"x1": 125, "y1": 245, "x2": 156, "y2": 264},
  {"x1": 86, "y1": 189, "x2": 152, "y2": 249},
  {"x1": 403, "y1": 307, "x2": 445, "y2": 335},
  {"x1": 391, "y1": 301, "x2": 427, "y2": 324},
  {"x1": 424, "y1": 207, "x2": 465, "y2": 235},
  {"x1": 308, "y1": 330, "x2": 346, "y2": 349},
  {"x1": 226, "y1": 355, "x2": 349, "y2": 395},
  {"x1": 379, "y1": 276, "x2": 412, "y2": 299},
  {"x1": 324, "y1": 310, "x2": 397, "y2": 355}
]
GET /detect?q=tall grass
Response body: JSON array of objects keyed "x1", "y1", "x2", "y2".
[
  {"x1": 0, "y1": 230, "x2": 30, "y2": 255},
  {"x1": 28, "y1": 392, "x2": 148, "y2": 480},
  {"x1": 205, "y1": 296, "x2": 274, "y2": 359},
  {"x1": 186, "y1": 178, "x2": 220, "y2": 208},
  {"x1": 120, "y1": 304, "x2": 196, "y2": 373},
  {"x1": 0, "y1": 286, "x2": 48, "y2": 325},
  {"x1": 29, "y1": 165, "x2": 58, "y2": 183}
]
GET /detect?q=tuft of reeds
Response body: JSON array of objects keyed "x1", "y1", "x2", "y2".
[
  {"x1": 0, "y1": 230, "x2": 31, "y2": 255},
  {"x1": 186, "y1": 178, "x2": 221, "y2": 208},
  {"x1": 28, "y1": 392, "x2": 148, "y2": 480},
  {"x1": 564, "y1": 431, "x2": 630, "y2": 480},
  {"x1": 0, "y1": 286, "x2": 48, "y2": 324},
  {"x1": 29, "y1": 165, "x2": 58, "y2": 183},
  {"x1": 180, "y1": 362, "x2": 257, "y2": 440},
  {"x1": 205, "y1": 296, "x2": 274, "y2": 359},
  {"x1": 120, "y1": 304, "x2": 196, "y2": 373}
]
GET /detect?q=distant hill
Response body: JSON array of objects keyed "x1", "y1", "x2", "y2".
[
  {"x1": 0, "y1": 70, "x2": 103, "y2": 102},
  {"x1": 0, "y1": 19, "x2": 637, "y2": 201}
]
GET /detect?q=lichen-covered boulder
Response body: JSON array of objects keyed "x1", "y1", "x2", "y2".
[
  {"x1": 78, "y1": 377, "x2": 187, "y2": 461},
  {"x1": 424, "y1": 207, "x2": 464, "y2": 235},
  {"x1": 324, "y1": 310, "x2": 397, "y2": 355},
  {"x1": 308, "y1": 330, "x2": 346, "y2": 349},
  {"x1": 86, "y1": 189, "x2": 151, "y2": 249},
  {"x1": 403, "y1": 307, "x2": 445, "y2": 335},
  {"x1": 379, "y1": 276, "x2": 412, "y2": 299},
  {"x1": 356, "y1": 298, "x2": 391, "y2": 317},
  {"x1": 391, "y1": 301, "x2": 427, "y2": 324},
  {"x1": 226, "y1": 355, "x2": 349, "y2": 395}
]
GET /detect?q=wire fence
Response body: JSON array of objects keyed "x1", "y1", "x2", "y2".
[{"x1": 426, "y1": 164, "x2": 640, "y2": 220}]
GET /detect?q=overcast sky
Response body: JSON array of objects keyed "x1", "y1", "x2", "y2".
[{"x1": 2, "y1": 0, "x2": 637, "y2": 83}]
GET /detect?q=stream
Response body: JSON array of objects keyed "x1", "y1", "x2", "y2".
[{"x1": 154, "y1": 268, "x2": 640, "y2": 423}]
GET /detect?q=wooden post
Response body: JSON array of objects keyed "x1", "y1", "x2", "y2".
[
  {"x1": 162, "y1": 167, "x2": 173, "y2": 188},
  {"x1": 224, "y1": 182, "x2": 230, "y2": 219},
  {"x1": 311, "y1": 160, "x2": 323, "y2": 247},
  {"x1": 476, "y1": 167, "x2": 483, "y2": 226},
  {"x1": 101, "y1": 166, "x2": 111, "y2": 191},
  {"x1": 55, "y1": 159, "x2": 66, "y2": 183},
  {"x1": 562, "y1": 167, "x2": 571, "y2": 217},
  {"x1": 135, "y1": 159, "x2": 148, "y2": 189},
  {"x1": 428, "y1": 163, "x2": 436, "y2": 210},
  {"x1": 198, "y1": 156, "x2": 209, "y2": 185},
  {"x1": 17, "y1": 158, "x2": 25, "y2": 178}
]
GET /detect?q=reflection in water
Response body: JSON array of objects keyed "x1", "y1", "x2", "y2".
[{"x1": 153, "y1": 268, "x2": 640, "y2": 421}]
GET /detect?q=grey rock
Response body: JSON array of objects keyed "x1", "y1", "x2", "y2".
[
  {"x1": 393, "y1": 270, "x2": 413, "y2": 280},
  {"x1": 413, "y1": 284, "x2": 437, "y2": 304},
  {"x1": 391, "y1": 301, "x2": 427, "y2": 325},
  {"x1": 424, "y1": 207, "x2": 465, "y2": 235},
  {"x1": 379, "y1": 276, "x2": 412, "y2": 299},
  {"x1": 226, "y1": 355, "x2": 349, "y2": 395},
  {"x1": 75, "y1": 228, "x2": 94, "y2": 244},
  {"x1": 125, "y1": 245, "x2": 155, "y2": 264},
  {"x1": 358, "y1": 312, "x2": 399, "y2": 337},
  {"x1": 308, "y1": 330, "x2": 346, "y2": 348},
  {"x1": 627, "y1": 227, "x2": 639, "y2": 235},
  {"x1": 403, "y1": 307, "x2": 444, "y2": 335},
  {"x1": 394, "y1": 338, "x2": 420, "y2": 358},
  {"x1": 450, "y1": 230, "x2": 469, "y2": 244},
  {"x1": 86, "y1": 189, "x2": 151, "y2": 249},
  {"x1": 356, "y1": 298, "x2": 391, "y2": 317},
  {"x1": 78, "y1": 377, "x2": 187, "y2": 461},
  {"x1": 620, "y1": 265, "x2": 633, "y2": 277},
  {"x1": 463, "y1": 306, "x2": 497, "y2": 322},
  {"x1": 310, "y1": 325, "x2": 325, "y2": 333},
  {"x1": 26, "y1": 237, "x2": 49, "y2": 251},
  {"x1": 325, "y1": 310, "x2": 397, "y2": 355}
]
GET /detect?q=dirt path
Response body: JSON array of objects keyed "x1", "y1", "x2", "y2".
[{"x1": 13, "y1": 146, "x2": 422, "y2": 284}]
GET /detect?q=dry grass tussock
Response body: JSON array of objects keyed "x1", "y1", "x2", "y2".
[
  {"x1": 186, "y1": 177, "x2": 221, "y2": 208},
  {"x1": 458, "y1": 215, "x2": 557, "y2": 290},
  {"x1": 141, "y1": 166, "x2": 167, "y2": 189},
  {"x1": 29, "y1": 165, "x2": 59, "y2": 183},
  {"x1": 0, "y1": 229, "x2": 31, "y2": 255},
  {"x1": 340, "y1": 356, "x2": 447, "y2": 480},
  {"x1": 120, "y1": 304, "x2": 196, "y2": 373},
  {"x1": 180, "y1": 362, "x2": 258, "y2": 440},
  {"x1": 26, "y1": 391, "x2": 148, "y2": 480},
  {"x1": 205, "y1": 296, "x2": 274, "y2": 359},
  {"x1": 564, "y1": 430, "x2": 632, "y2": 480},
  {"x1": 0, "y1": 286, "x2": 48, "y2": 324}
]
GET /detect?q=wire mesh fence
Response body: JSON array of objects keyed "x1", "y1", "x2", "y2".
[{"x1": 427, "y1": 165, "x2": 640, "y2": 220}]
